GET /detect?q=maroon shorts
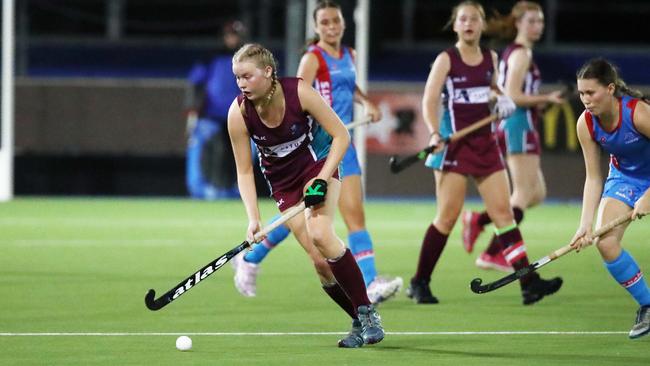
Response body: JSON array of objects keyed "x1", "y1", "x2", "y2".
[
  {"x1": 426, "y1": 132, "x2": 505, "y2": 178},
  {"x1": 269, "y1": 159, "x2": 339, "y2": 211}
]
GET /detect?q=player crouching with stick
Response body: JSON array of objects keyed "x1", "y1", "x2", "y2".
[
  {"x1": 227, "y1": 43, "x2": 384, "y2": 348},
  {"x1": 571, "y1": 58, "x2": 650, "y2": 339}
]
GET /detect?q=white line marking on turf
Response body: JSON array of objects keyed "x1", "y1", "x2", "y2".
[{"x1": 0, "y1": 331, "x2": 627, "y2": 337}]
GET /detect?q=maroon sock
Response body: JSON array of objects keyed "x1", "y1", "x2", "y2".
[
  {"x1": 477, "y1": 211, "x2": 492, "y2": 227},
  {"x1": 513, "y1": 207, "x2": 524, "y2": 224},
  {"x1": 485, "y1": 235, "x2": 503, "y2": 256},
  {"x1": 479, "y1": 207, "x2": 523, "y2": 228},
  {"x1": 483, "y1": 209, "x2": 525, "y2": 256},
  {"x1": 322, "y1": 283, "x2": 356, "y2": 319},
  {"x1": 327, "y1": 249, "x2": 371, "y2": 308},
  {"x1": 413, "y1": 224, "x2": 449, "y2": 283},
  {"x1": 497, "y1": 227, "x2": 534, "y2": 285}
]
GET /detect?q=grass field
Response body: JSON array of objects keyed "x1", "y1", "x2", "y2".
[{"x1": 1, "y1": 197, "x2": 648, "y2": 365}]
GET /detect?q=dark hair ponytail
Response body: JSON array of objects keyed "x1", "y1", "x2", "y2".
[
  {"x1": 577, "y1": 58, "x2": 647, "y2": 101},
  {"x1": 485, "y1": 1, "x2": 542, "y2": 40}
]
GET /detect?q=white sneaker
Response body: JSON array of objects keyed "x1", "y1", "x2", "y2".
[
  {"x1": 231, "y1": 252, "x2": 259, "y2": 297},
  {"x1": 367, "y1": 275, "x2": 403, "y2": 305}
]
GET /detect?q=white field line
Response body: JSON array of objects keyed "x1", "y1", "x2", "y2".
[{"x1": 0, "y1": 331, "x2": 627, "y2": 337}]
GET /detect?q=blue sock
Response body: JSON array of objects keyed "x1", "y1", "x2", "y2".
[
  {"x1": 244, "y1": 215, "x2": 290, "y2": 264},
  {"x1": 605, "y1": 250, "x2": 650, "y2": 306},
  {"x1": 348, "y1": 230, "x2": 377, "y2": 287}
]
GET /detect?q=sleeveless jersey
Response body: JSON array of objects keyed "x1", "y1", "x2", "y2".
[
  {"x1": 426, "y1": 47, "x2": 504, "y2": 177},
  {"x1": 585, "y1": 96, "x2": 650, "y2": 179},
  {"x1": 237, "y1": 78, "x2": 332, "y2": 190},
  {"x1": 442, "y1": 47, "x2": 494, "y2": 135},
  {"x1": 497, "y1": 43, "x2": 542, "y2": 126},
  {"x1": 307, "y1": 44, "x2": 356, "y2": 123}
]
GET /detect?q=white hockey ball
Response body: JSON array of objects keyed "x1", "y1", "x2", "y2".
[{"x1": 175, "y1": 335, "x2": 192, "y2": 351}]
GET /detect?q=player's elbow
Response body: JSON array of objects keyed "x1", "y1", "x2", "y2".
[{"x1": 333, "y1": 126, "x2": 351, "y2": 148}]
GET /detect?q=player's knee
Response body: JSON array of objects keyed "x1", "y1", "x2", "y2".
[
  {"x1": 434, "y1": 215, "x2": 457, "y2": 234},
  {"x1": 308, "y1": 225, "x2": 332, "y2": 249},
  {"x1": 597, "y1": 242, "x2": 622, "y2": 262}
]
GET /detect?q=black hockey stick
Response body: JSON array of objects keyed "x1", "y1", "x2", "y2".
[
  {"x1": 145, "y1": 202, "x2": 306, "y2": 310},
  {"x1": 389, "y1": 114, "x2": 497, "y2": 173},
  {"x1": 470, "y1": 213, "x2": 635, "y2": 294}
]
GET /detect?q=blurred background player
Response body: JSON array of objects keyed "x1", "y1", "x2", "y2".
[
  {"x1": 407, "y1": 0, "x2": 562, "y2": 305},
  {"x1": 571, "y1": 58, "x2": 650, "y2": 339},
  {"x1": 232, "y1": 0, "x2": 403, "y2": 304},
  {"x1": 184, "y1": 20, "x2": 246, "y2": 199},
  {"x1": 462, "y1": 1, "x2": 566, "y2": 271},
  {"x1": 228, "y1": 43, "x2": 384, "y2": 347}
]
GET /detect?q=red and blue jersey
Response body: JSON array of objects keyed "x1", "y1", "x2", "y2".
[
  {"x1": 585, "y1": 96, "x2": 650, "y2": 179},
  {"x1": 307, "y1": 44, "x2": 356, "y2": 124}
]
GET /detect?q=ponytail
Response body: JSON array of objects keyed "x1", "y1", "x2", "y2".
[
  {"x1": 485, "y1": 1, "x2": 542, "y2": 40},
  {"x1": 485, "y1": 11, "x2": 516, "y2": 39},
  {"x1": 578, "y1": 58, "x2": 647, "y2": 101},
  {"x1": 615, "y1": 79, "x2": 647, "y2": 100}
]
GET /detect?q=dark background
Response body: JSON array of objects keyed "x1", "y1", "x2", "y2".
[
  {"x1": 8, "y1": 0, "x2": 650, "y2": 197},
  {"x1": 17, "y1": 0, "x2": 650, "y2": 81}
]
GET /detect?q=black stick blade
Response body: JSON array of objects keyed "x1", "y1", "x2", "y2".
[
  {"x1": 389, "y1": 146, "x2": 437, "y2": 174},
  {"x1": 470, "y1": 278, "x2": 486, "y2": 294},
  {"x1": 388, "y1": 155, "x2": 401, "y2": 173},
  {"x1": 389, "y1": 154, "x2": 418, "y2": 174},
  {"x1": 144, "y1": 289, "x2": 167, "y2": 311},
  {"x1": 470, "y1": 266, "x2": 533, "y2": 294}
]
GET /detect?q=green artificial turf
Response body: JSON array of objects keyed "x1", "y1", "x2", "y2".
[{"x1": 1, "y1": 197, "x2": 648, "y2": 365}]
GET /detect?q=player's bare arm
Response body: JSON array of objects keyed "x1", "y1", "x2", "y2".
[
  {"x1": 422, "y1": 52, "x2": 450, "y2": 151},
  {"x1": 631, "y1": 101, "x2": 650, "y2": 219},
  {"x1": 633, "y1": 99, "x2": 650, "y2": 138},
  {"x1": 506, "y1": 48, "x2": 563, "y2": 107},
  {"x1": 228, "y1": 98, "x2": 261, "y2": 241},
  {"x1": 571, "y1": 113, "x2": 604, "y2": 250},
  {"x1": 296, "y1": 52, "x2": 319, "y2": 86}
]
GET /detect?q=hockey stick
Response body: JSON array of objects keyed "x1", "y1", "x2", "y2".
[
  {"x1": 346, "y1": 117, "x2": 373, "y2": 130},
  {"x1": 470, "y1": 212, "x2": 638, "y2": 294},
  {"x1": 389, "y1": 114, "x2": 497, "y2": 174},
  {"x1": 145, "y1": 202, "x2": 306, "y2": 310}
]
